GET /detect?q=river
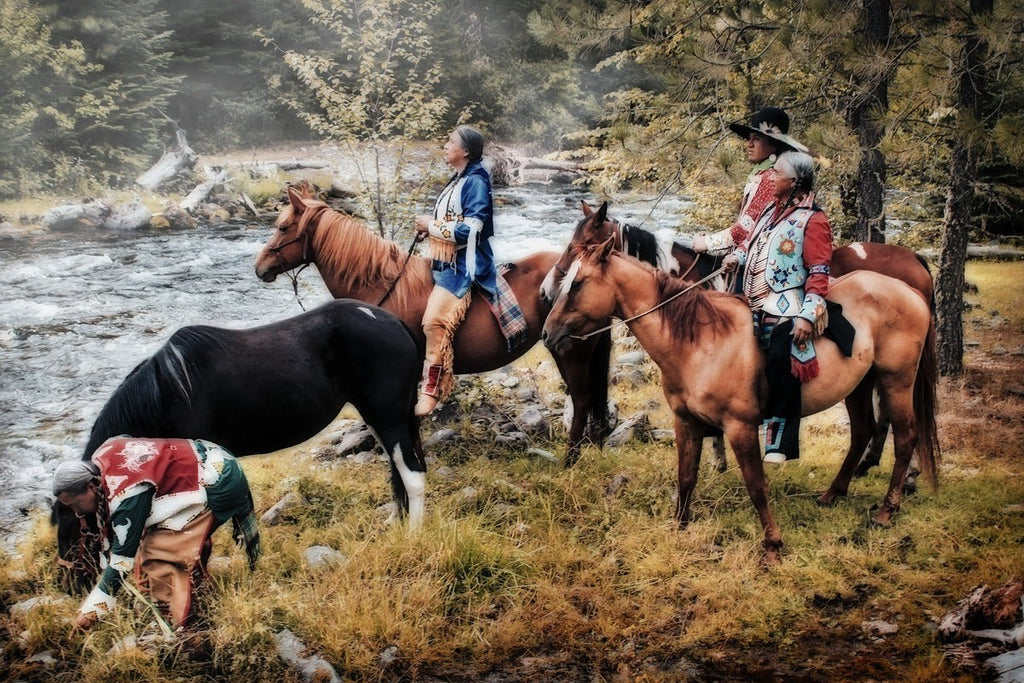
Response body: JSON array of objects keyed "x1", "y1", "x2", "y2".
[{"x1": 0, "y1": 184, "x2": 696, "y2": 549}]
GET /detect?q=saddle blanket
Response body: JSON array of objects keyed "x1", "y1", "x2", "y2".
[{"x1": 488, "y1": 265, "x2": 529, "y2": 352}]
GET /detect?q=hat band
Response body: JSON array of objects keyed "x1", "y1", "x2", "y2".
[{"x1": 756, "y1": 122, "x2": 784, "y2": 135}]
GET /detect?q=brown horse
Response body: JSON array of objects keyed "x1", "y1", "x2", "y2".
[
  {"x1": 542, "y1": 240, "x2": 938, "y2": 564},
  {"x1": 254, "y1": 186, "x2": 612, "y2": 463},
  {"x1": 545, "y1": 202, "x2": 937, "y2": 483}
]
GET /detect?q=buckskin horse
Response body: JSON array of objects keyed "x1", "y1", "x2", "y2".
[
  {"x1": 254, "y1": 185, "x2": 613, "y2": 465},
  {"x1": 57, "y1": 299, "x2": 425, "y2": 590},
  {"x1": 542, "y1": 240, "x2": 938, "y2": 565},
  {"x1": 544, "y1": 202, "x2": 936, "y2": 483}
]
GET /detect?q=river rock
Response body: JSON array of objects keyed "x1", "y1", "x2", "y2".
[
  {"x1": 615, "y1": 350, "x2": 647, "y2": 366},
  {"x1": 103, "y1": 201, "x2": 152, "y2": 230},
  {"x1": 605, "y1": 412, "x2": 651, "y2": 447},
  {"x1": 319, "y1": 422, "x2": 378, "y2": 459},
  {"x1": 303, "y1": 545, "x2": 347, "y2": 569},
  {"x1": 516, "y1": 405, "x2": 549, "y2": 436},
  {"x1": 424, "y1": 428, "x2": 459, "y2": 448},
  {"x1": 260, "y1": 491, "x2": 308, "y2": 525},
  {"x1": 274, "y1": 628, "x2": 342, "y2": 683},
  {"x1": 9, "y1": 595, "x2": 72, "y2": 617},
  {"x1": 41, "y1": 201, "x2": 109, "y2": 230}
]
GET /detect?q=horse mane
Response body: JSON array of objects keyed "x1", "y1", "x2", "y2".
[
  {"x1": 82, "y1": 326, "x2": 223, "y2": 457},
  {"x1": 654, "y1": 269, "x2": 735, "y2": 343},
  {"x1": 311, "y1": 207, "x2": 428, "y2": 311},
  {"x1": 621, "y1": 224, "x2": 660, "y2": 265}
]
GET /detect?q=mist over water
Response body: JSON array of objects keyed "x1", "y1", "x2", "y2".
[{"x1": 0, "y1": 184, "x2": 695, "y2": 549}]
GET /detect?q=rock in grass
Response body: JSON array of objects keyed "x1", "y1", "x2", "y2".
[
  {"x1": 303, "y1": 545, "x2": 346, "y2": 569},
  {"x1": 260, "y1": 491, "x2": 308, "y2": 525},
  {"x1": 274, "y1": 628, "x2": 341, "y2": 683},
  {"x1": 526, "y1": 447, "x2": 558, "y2": 463},
  {"x1": 9, "y1": 595, "x2": 72, "y2": 618}
]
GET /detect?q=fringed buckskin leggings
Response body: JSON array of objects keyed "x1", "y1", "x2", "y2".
[
  {"x1": 421, "y1": 285, "x2": 472, "y2": 400},
  {"x1": 135, "y1": 508, "x2": 216, "y2": 628}
]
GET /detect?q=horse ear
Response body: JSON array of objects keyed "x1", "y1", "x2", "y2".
[
  {"x1": 287, "y1": 186, "x2": 305, "y2": 210},
  {"x1": 595, "y1": 201, "x2": 608, "y2": 225},
  {"x1": 581, "y1": 201, "x2": 593, "y2": 217},
  {"x1": 598, "y1": 235, "x2": 615, "y2": 262}
]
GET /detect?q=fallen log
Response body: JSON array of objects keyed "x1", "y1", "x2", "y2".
[
  {"x1": 180, "y1": 166, "x2": 230, "y2": 213},
  {"x1": 136, "y1": 128, "x2": 198, "y2": 192}
]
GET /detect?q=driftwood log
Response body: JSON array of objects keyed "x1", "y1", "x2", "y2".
[
  {"x1": 136, "y1": 128, "x2": 198, "y2": 192},
  {"x1": 180, "y1": 166, "x2": 230, "y2": 213},
  {"x1": 488, "y1": 146, "x2": 583, "y2": 187}
]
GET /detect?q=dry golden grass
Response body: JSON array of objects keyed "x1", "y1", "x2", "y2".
[{"x1": 2, "y1": 263, "x2": 1023, "y2": 681}]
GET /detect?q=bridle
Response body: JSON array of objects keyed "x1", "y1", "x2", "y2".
[
  {"x1": 267, "y1": 202, "x2": 420, "y2": 309},
  {"x1": 268, "y1": 216, "x2": 314, "y2": 309},
  {"x1": 566, "y1": 260, "x2": 728, "y2": 341}
]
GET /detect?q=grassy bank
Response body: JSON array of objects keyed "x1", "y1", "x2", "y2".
[{"x1": 2, "y1": 261, "x2": 1022, "y2": 682}]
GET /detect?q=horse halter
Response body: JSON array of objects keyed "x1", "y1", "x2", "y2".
[{"x1": 268, "y1": 207, "x2": 322, "y2": 309}]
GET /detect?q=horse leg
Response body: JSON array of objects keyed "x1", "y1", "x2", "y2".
[
  {"x1": 726, "y1": 419, "x2": 783, "y2": 565},
  {"x1": 585, "y1": 330, "x2": 612, "y2": 445},
  {"x1": 672, "y1": 415, "x2": 704, "y2": 528},
  {"x1": 872, "y1": 391, "x2": 917, "y2": 527},
  {"x1": 852, "y1": 377, "x2": 883, "y2": 478},
  {"x1": 363, "y1": 408, "x2": 427, "y2": 530},
  {"x1": 553, "y1": 342, "x2": 598, "y2": 468},
  {"x1": 819, "y1": 380, "x2": 878, "y2": 506},
  {"x1": 707, "y1": 435, "x2": 727, "y2": 473}
]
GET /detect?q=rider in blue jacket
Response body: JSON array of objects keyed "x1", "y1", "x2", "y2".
[{"x1": 413, "y1": 125, "x2": 498, "y2": 415}]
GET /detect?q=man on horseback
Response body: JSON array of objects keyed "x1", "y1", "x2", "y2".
[
  {"x1": 689, "y1": 107, "x2": 810, "y2": 259},
  {"x1": 722, "y1": 151, "x2": 837, "y2": 464},
  {"x1": 413, "y1": 125, "x2": 505, "y2": 416}
]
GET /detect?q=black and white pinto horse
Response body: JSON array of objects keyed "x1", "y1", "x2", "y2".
[{"x1": 57, "y1": 299, "x2": 425, "y2": 589}]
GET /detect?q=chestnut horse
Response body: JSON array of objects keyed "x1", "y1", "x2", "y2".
[
  {"x1": 254, "y1": 186, "x2": 612, "y2": 464},
  {"x1": 544, "y1": 202, "x2": 936, "y2": 482},
  {"x1": 542, "y1": 240, "x2": 938, "y2": 565}
]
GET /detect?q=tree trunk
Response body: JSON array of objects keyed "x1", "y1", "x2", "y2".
[
  {"x1": 936, "y1": 0, "x2": 992, "y2": 377},
  {"x1": 847, "y1": 0, "x2": 890, "y2": 244}
]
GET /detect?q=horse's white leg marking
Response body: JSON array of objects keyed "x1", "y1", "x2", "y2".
[
  {"x1": 357, "y1": 306, "x2": 378, "y2": 319},
  {"x1": 849, "y1": 242, "x2": 868, "y2": 260},
  {"x1": 390, "y1": 443, "x2": 425, "y2": 530}
]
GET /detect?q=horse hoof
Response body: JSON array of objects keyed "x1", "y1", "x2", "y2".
[
  {"x1": 760, "y1": 549, "x2": 782, "y2": 568},
  {"x1": 903, "y1": 480, "x2": 918, "y2": 496},
  {"x1": 869, "y1": 504, "x2": 897, "y2": 528},
  {"x1": 816, "y1": 493, "x2": 840, "y2": 507}
]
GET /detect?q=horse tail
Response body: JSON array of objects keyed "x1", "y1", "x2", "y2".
[{"x1": 914, "y1": 315, "x2": 940, "y2": 492}]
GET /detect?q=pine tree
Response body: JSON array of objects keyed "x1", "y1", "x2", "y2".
[{"x1": 38, "y1": 0, "x2": 182, "y2": 186}]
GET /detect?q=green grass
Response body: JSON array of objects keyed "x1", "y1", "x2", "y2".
[{"x1": 3, "y1": 267, "x2": 1023, "y2": 681}]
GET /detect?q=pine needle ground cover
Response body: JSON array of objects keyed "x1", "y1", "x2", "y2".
[{"x1": 2, "y1": 261, "x2": 1022, "y2": 682}]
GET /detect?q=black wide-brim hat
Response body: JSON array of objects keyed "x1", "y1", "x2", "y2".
[{"x1": 728, "y1": 106, "x2": 809, "y2": 154}]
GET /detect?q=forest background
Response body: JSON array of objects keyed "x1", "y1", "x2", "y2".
[{"x1": 1, "y1": 0, "x2": 1022, "y2": 369}]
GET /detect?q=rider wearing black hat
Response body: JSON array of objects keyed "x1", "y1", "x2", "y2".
[{"x1": 690, "y1": 107, "x2": 810, "y2": 257}]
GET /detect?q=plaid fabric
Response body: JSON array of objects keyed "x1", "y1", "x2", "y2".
[
  {"x1": 231, "y1": 492, "x2": 261, "y2": 570},
  {"x1": 489, "y1": 266, "x2": 529, "y2": 352}
]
